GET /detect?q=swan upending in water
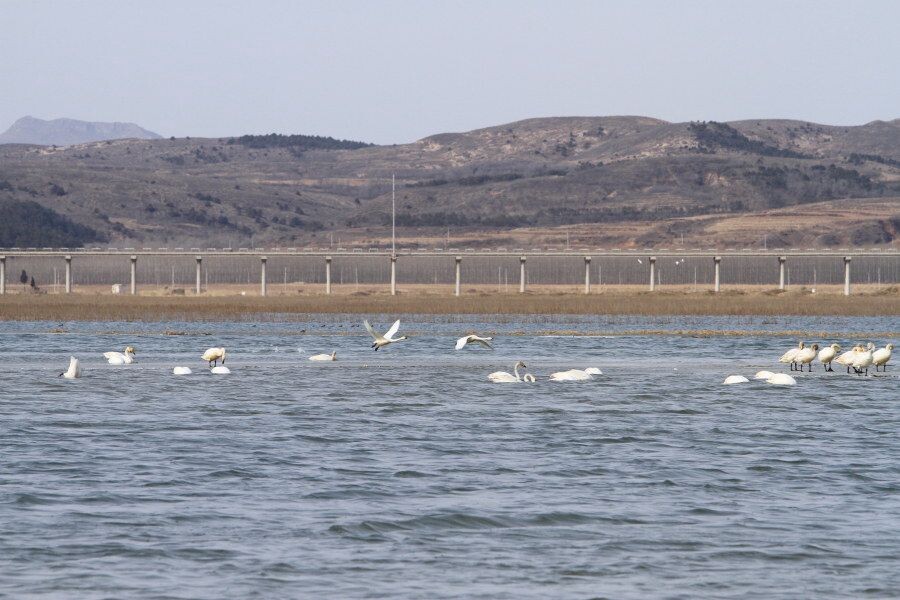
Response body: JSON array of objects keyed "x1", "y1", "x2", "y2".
[
  {"x1": 488, "y1": 361, "x2": 529, "y2": 382},
  {"x1": 779, "y1": 341, "x2": 805, "y2": 371},
  {"x1": 455, "y1": 334, "x2": 493, "y2": 350},
  {"x1": 60, "y1": 356, "x2": 82, "y2": 379},
  {"x1": 723, "y1": 375, "x2": 749, "y2": 385},
  {"x1": 210, "y1": 366, "x2": 231, "y2": 374},
  {"x1": 754, "y1": 370, "x2": 776, "y2": 380},
  {"x1": 766, "y1": 373, "x2": 797, "y2": 385},
  {"x1": 549, "y1": 369, "x2": 594, "y2": 382},
  {"x1": 817, "y1": 343, "x2": 841, "y2": 372},
  {"x1": 873, "y1": 344, "x2": 893, "y2": 372},
  {"x1": 309, "y1": 351, "x2": 337, "y2": 361},
  {"x1": 202, "y1": 347, "x2": 226, "y2": 367},
  {"x1": 364, "y1": 319, "x2": 408, "y2": 351},
  {"x1": 173, "y1": 366, "x2": 192, "y2": 375},
  {"x1": 104, "y1": 346, "x2": 136, "y2": 365}
]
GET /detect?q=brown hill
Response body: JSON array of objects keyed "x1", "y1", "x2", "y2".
[{"x1": 0, "y1": 116, "x2": 898, "y2": 248}]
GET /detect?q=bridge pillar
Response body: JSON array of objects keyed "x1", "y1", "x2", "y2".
[
  {"x1": 778, "y1": 256, "x2": 786, "y2": 290},
  {"x1": 130, "y1": 255, "x2": 137, "y2": 295},
  {"x1": 325, "y1": 256, "x2": 332, "y2": 295},
  {"x1": 649, "y1": 256, "x2": 656, "y2": 291},
  {"x1": 390, "y1": 255, "x2": 397, "y2": 296},
  {"x1": 260, "y1": 256, "x2": 267, "y2": 297},
  {"x1": 0, "y1": 256, "x2": 5, "y2": 295},
  {"x1": 455, "y1": 256, "x2": 461, "y2": 296},
  {"x1": 714, "y1": 256, "x2": 721, "y2": 293},
  {"x1": 584, "y1": 256, "x2": 591, "y2": 294},
  {"x1": 195, "y1": 256, "x2": 202, "y2": 295},
  {"x1": 519, "y1": 256, "x2": 527, "y2": 293},
  {"x1": 64, "y1": 255, "x2": 72, "y2": 294},
  {"x1": 844, "y1": 256, "x2": 851, "y2": 296}
]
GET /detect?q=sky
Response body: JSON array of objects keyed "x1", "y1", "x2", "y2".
[{"x1": 1, "y1": 0, "x2": 898, "y2": 144}]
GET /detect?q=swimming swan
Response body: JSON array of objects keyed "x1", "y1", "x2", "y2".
[
  {"x1": 210, "y1": 366, "x2": 231, "y2": 374},
  {"x1": 583, "y1": 367, "x2": 603, "y2": 375},
  {"x1": 779, "y1": 341, "x2": 805, "y2": 371},
  {"x1": 873, "y1": 343, "x2": 893, "y2": 372},
  {"x1": 309, "y1": 351, "x2": 337, "y2": 361},
  {"x1": 103, "y1": 346, "x2": 136, "y2": 365},
  {"x1": 754, "y1": 370, "x2": 776, "y2": 380},
  {"x1": 766, "y1": 373, "x2": 797, "y2": 385},
  {"x1": 723, "y1": 375, "x2": 749, "y2": 385},
  {"x1": 364, "y1": 319, "x2": 408, "y2": 351},
  {"x1": 59, "y1": 356, "x2": 82, "y2": 379},
  {"x1": 202, "y1": 347, "x2": 226, "y2": 367},
  {"x1": 455, "y1": 334, "x2": 493, "y2": 350},
  {"x1": 488, "y1": 361, "x2": 527, "y2": 382},
  {"x1": 817, "y1": 343, "x2": 841, "y2": 372},
  {"x1": 549, "y1": 369, "x2": 594, "y2": 382},
  {"x1": 795, "y1": 343, "x2": 819, "y2": 372},
  {"x1": 173, "y1": 366, "x2": 192, "y2": 375}
]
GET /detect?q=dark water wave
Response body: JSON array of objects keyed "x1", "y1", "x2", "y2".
[{"x1": 1, "y1": 316, "x2": 898, "y2": 598}]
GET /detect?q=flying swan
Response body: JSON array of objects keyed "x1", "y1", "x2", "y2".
[
  {"x1": 455, "y1": 335, "x2": 493, "y2": 350},
  {"x1": 364, "y1": 319, "x2": 408, "y2": 351}
]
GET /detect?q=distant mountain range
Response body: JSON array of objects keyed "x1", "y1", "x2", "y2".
[
  {"x1": 0, "y1": 115, "x2": 898, "y2": 248},
  {"x1": 0, "y1": 116, "x2": 161, "y2": 146}
]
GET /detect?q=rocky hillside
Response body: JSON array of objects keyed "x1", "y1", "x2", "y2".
[
  {"x1": 0, "y1": 116, "x2": 161, "y2": 146},
  {"x1": 0, "y1": 116, "x2": 898, "y2": 248}
]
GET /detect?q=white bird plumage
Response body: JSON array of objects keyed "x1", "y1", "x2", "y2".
[
  {"x1": 778, "y1": 341, "x2": 805, "y2": 371},
  {"x1": 60, "y1": 356, "x2": 82, "y2": 379},
  {"x1": 488, "y1": 361, "x2": 528, "y2": 383},
  {"x1": 795, "y1": 343, "x2": 819, "y2": 372},
  {"x1": 202, "y1": 347, "x2": 226, "y2": 367},
  {"x1": 455, "y1": 334, "x2": 493, "y2": 350},
  {"x1": 852, "y1": 345, "x2": 874, "y2": 376},
  {"x1": 754, "y1": 370, "x2": 776, "y2": 380},
  {"x1": 309, "y1": 351, "x2": 337, "y2": 361},
  {"x1": 103, "y1": 346, "x2": 136, "y2": 365},
  {"x1": 549, "y1": 369, "x2": 594, "y2": 382},
  {"x1": 173, "y1": 366, "x2": 192, "y2": 375},
  {"x1": 817, "y1": 343, "x2": 841, "y2": 372},
  {"x1": 210, "y1": 366, "x2": 231, "y2": 374},
  {"x1": 873, "y1": 343, "x2": 893, "y2": 372},
  {"x1": 723, "y1": 375, "x2": 749, "y2": 385},
  {"x1": 364, "y1": 319, "x2": 408, "y2": 351},
  {"x1": 766, "y1": 373, "x2": 797, "y2": 386}
]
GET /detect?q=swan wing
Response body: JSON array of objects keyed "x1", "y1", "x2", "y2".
[
  {"x1": 363, "y1": 320, "x2": 379, "y2": 340},
  {"x1": 103, "y1": 351, "x2": 119, "y2": 360},
  {"x1": 384, "y1": 319, "x2": 401, "y2": 340},
  {"x1": 474, "y1": 338, "x2": 493, "y2": 349},
  {"x1": 455, "y1": 337, "x2": 468, "y2": 350}
]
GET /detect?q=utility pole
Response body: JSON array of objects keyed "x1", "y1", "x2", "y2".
[{"x1": 392, "y1": 173, "x2": 396, "y2": 256}]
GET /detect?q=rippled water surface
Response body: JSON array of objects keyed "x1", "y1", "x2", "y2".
[{"x1": 1, "y1": 315, "x2": 898, "y2": 599}]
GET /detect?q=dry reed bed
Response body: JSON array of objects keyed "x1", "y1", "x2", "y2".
[{"x1": 0, "y1": 287, "x2": 897, "y2": 321}]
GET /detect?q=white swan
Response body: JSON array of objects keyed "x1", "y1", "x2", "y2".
[
  {"x1": 202, "y1": 347, "x2": 226, "y2": 367},
  {"x1": 455, "y1": 334, "x2": 493, "y2": 350},
  {"x1": 754, "y1": 370, "x2": 776, "y2": 380},
  {"x1": 873, "y1": 343, "x2": 893, "y2": 372},
  {"x1": 817, "y1": 343, "x2": 841, "y2": 372},
  {"x1": 584, "y1": 367, "x2": 603, "y2": 375},
  {"x1": 173, "y1": 366, "x2": 192, "y2": 375},
  {"x1": 488, "y1": 361, "x2": 527, "y2": 383},
  {"x1": 210, "y1": 365, "x2": 231, "y2": 374},
  {"x1": 59, "y1": 356, "x2": 82, "y2": 379},
  {"x1": 835, "y1": 345, "x2": 861, "y2": 373},
  {"x1": 364, "y1": 319, "x2": 408, "y2": 351},
  {"x1": 549, "y1": 369, "x2": 594, "y2": 382},
  {"x1": 795, "y1": 343, "x2": 819, "y2": 372},
  {"x1": 103, "y1": 346, "x2": 136, "y2": 365},
  {"x1": 766, "y1": 373, "x2": 797, "y2": 386},
  {"x1": 778, "y1": 341, "x2": 805, "y2": 371},
  {"x1": 309, "y1": 351, "x2": 337, "y2": 361},
  {"x1": 852, "y1": 345, "x2": 874, "y2": 376},
  {"x1": 723, "y1": 375, "x2": 749, "y2": 385},
  {"x1": 523, "y1": 373, "x2": 536, "y2": 383}
]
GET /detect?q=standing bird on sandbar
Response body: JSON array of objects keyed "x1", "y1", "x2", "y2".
[
  {"x1": 817, "y1": 343, "x2": 841, "y2": 372},
  {"x1": 202, "y1": 347, "x2": 226, "y2": 367},
  {"x1": 455, "y1": 334, "x2": 493, "y2": 350},
  {"x1": 851, "y1": 344, "x2": 874, "y2": 376},
  {"x1": 795, "y1": 343, "x2": 819, "y2": 372},
  {"x1": 779, "y1": 341, "x2": 805, "y2": 371},
  {"x1": 363, "y1": 319, "x2": 408, "y2": 351},
  {"x1": 872, "y1": 343, "x2": 893, "y2": 372}
]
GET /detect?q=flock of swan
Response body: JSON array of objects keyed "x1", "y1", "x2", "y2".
[
  {"x1": 57, "y1": 320, "x2": 893, "y2": 387},
  {"x1": 722, "y1": 340, "x2": 893, "y2": 386}
]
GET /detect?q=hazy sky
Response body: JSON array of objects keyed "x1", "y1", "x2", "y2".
[{"x1": 2, "y1": 0, "x2": 898, "y2": 144}]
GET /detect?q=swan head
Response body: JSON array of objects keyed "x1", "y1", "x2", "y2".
[
  {"x1": 886, "y1": 343, "x2": 894, "y2": 351},
  {"x1": 811, "y1": 343, "x2": 819, "y2": 351},
  {"x1": 515, "y1": 361, "x2": 527, "y2": 369},
  {"x1": 523, "y1": 373, "x2": 536, "y2": 382},
  {"x1": 798, "y1": 341, "x2": 805, "y2": 349},
  {"x1": 125, "y1": 346, "x2": 136, "y2": 355},
  {"x1": 830, "y1": 343, "x2": 841, "y2": 351},
  {"x1": 331, "y1": 351, "x2": 337, "y2": 359},
  {"x1": 867, "y1": 342, "x2": 875, "y2": 350},
  {"x1": 396, "y1": 336, "x2": 409, "y2": 341}
]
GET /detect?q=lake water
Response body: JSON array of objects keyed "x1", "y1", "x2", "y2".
[{"x1": 1, "y1": 315, "x2": 898, "y2": 599}]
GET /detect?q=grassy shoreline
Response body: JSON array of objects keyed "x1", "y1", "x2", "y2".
[{"x1": 0, "y1": 285, "x2": 897, "y2": 321}]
